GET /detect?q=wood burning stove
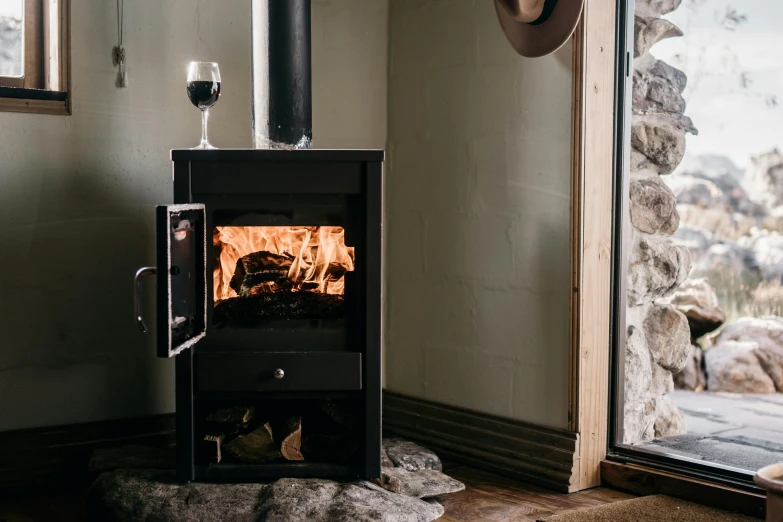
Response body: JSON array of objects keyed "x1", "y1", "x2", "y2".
[
  {"x1": 136, "y1": 149, "x2": 382, "y2": 481},
  {"x1": 131, "y1": 0, "x2": 383, "y2": 482}
]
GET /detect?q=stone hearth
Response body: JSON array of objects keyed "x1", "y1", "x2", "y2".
[{"x1": 86, "y1": 439, "x2": 464, "y2": 522}]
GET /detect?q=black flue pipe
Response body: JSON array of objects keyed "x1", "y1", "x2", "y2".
[{"x1": 251, "y1": 0, "x2": 312, "y2": 149}]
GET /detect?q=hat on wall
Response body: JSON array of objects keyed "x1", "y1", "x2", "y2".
[{"x1": 494, "y1": 0, "x2": 585, "y2": 58}]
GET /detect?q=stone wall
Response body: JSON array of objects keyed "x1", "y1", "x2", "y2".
[{"x1": 623, "y1": 0, "x2": 696, "y2": 443}]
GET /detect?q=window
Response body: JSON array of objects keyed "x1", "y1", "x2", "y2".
[{"x1": 0, "y1": 0, "x2": 70, "y2": 115}]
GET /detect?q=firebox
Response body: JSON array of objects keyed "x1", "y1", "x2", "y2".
[{"x1": 137, "y1": 149, "x2": 383, "y2": 481}]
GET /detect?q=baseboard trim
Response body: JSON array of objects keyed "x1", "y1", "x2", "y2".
[
  {"x1": 383, "y1": 390, "x2": 580, "y2": 492},
  {"x1": 0, "y1": 414, "x2": 175, "y2": 493}
]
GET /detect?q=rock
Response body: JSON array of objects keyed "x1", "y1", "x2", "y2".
[
  {"x1": 660, "y1": 278, "x2": 725, "y2": 339},
  {"x1": 629, "y1": 175, "x2": 679, "y2": 235},
  {"x1": 624, "y1": 326, "x2": 653, "y2": 405},
  {"x1": 376, "y1": 468, "x2": 465, "y2": 498},
  {"x1": 676, "y1": 204, "x2": 755, "y2": 241},
  {"x1": 87, "y1": 470, "x2": 446, "y2": 522},
  {"x1": 623, "y1": 398, "x2": 656, "y2": 444},
  {"x1": 86, "y1": 469, "x2": 269, "y2": 522},
  {"x1": 648, "y1": 59, "x2": 687, "y2": 93},
  {"x1": 665, "y1": 175, "x2": 726, "y2": 208},
  {"x1": 88, "y1": 445, "x2": 175, "y2": 474},
  {"x1": 631, "y1": 120, "x2": 687, "y2": 174},
  {"x1": 383, "y1": 439, "x2": 442, "y2": 472},
  {"x1": 677, "y1": 154, "x2": 763, "y2": 216},
  {"x1": 633, "y1": 68, "x2": 686, "y2": 116},
  {"x1": 743, "y1": 230, "x2": 783, "y2": 282},
  {"x1": 672, "y1": 224, "x2": 715, "y2": 261},
  {"x1": 651, "y1": 363, "x2": 674, "y2": 396},
  {"x1": 673, "y1": 344, "x2": 707, "y2": 391},
  {"x1": 704, "y1": 341, "x2": 776, "y2": 393},
  {"x1": 715, "y1": 317, "x2": 783, "y2": 391},
  {"x1": 691, "y1": 241, "x2": 760, "y2": 284},
  {"x1": 627, "y1": 235, "x2": 691, "y2": 306},
  {"x1": 643, "y1": 303, "x2": 691, "y2": 372},
  {"x1": 743, "y1": 149, "x2": 783, "y2": 211},
  {"x1": 381, "y1": 449, "x2": 394, "y2": 468},
  {"x1": 634, "y1": 16, "x2": 683, "y2": 57},
  {"x1": 637, "y1": 0, "x2": 682, "y2": 16},
  {"x1": 654, "y1": 396, "x2": 687, "y2": 438},
  {"x1": 257, "y1": 479, "x2": 444, "y2": 522},
  {"x1": 631, "y1": 148, "x2": 651, "y2": 172}
]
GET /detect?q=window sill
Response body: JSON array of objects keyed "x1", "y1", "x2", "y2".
[
  {"x1": 601, "y1": 459, "x2": 765, "y2": 518},
  {"x1": 0, "y1": 87, "x2": 70, "y2": 115}
]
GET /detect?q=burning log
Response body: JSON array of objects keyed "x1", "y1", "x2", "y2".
[
  {"x1": 272, "y1": 416, "x2": 304, "y2": 461},
  {"x1": 213, "y1": 292, "x2": 345, "y2": 326},
  {"x1": 203, "y1": 433, "x2": 225, "y2": 464},
  {"x1": 223, "y1": 422, "x2": 282, "y2": 463},
  {"x1": 229, "y1": 251, "x2": 293, "y2": 297}
]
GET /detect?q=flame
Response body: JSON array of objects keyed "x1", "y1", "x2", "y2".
[{"x1": 213, "y1": 226, "x2": 354, "y2": 302}]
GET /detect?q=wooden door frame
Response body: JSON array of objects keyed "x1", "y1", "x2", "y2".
[{"x1": 568, "y1": 0, "x2": 629, "y2": 491}]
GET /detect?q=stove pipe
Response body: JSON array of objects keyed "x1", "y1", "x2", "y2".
[{"x1": 251, "y1": 0, "x2": 312, "y2": 149}]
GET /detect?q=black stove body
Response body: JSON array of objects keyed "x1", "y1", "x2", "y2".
[{"x1": 153, "y1": 148, "x2": 382, "y2": 482}]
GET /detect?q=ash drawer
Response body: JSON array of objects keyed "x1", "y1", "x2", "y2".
[{"x1": 195, "y1": 352, "x2": 362, "y2": 393}]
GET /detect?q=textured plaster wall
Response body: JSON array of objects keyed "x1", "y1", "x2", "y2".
[
  {"x1": 0, "y1": 0, "x2": 388, "y2": 431},
  {"x1": 384, "y1": 0, "x2": 573, "y2": 429}
]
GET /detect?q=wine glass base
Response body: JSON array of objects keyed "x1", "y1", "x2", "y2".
[{"x1": 191, "y1": 142, "x2": 217, "y2": 150}]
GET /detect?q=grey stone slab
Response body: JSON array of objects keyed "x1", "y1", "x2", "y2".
[
  {"x1": 377, "y1": 467, "x2": 465, "y2": 498},
  {"x1": 86, "y1": 470, "x2": 446, "y2": 522},
  {"x1": 383, "y1": 438, "x2": 442, "y2": 472}
]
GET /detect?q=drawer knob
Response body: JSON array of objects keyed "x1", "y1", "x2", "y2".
[{"x1": 273, "y1": 368, "x2": 285, "y2": 380}]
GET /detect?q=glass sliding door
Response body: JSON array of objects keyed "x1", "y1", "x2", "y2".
[{"x1": 612, "y1": 0, "x2": 783, "y2": 484}]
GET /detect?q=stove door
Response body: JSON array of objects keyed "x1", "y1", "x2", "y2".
[{"x1": 157, "y1": 204, "x2": 207, "y2": 357}]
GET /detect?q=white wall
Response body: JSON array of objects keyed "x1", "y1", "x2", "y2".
[
  {"x1": 384, "y1": 0, "x2": 573, "y2": 429},
  {"x1": 0, "y1": 0, "x2": 387, "y2": 431}
]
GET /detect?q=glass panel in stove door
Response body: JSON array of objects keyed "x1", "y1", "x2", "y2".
[{"x1": 156, "y1": 204, "x2": 207, "y2": 357}]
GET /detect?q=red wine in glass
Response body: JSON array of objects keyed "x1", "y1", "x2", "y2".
[
  {"x1": 187, "y1": 62, "x2": 221, "y2": 149},
  {"x1": 186, "y1": 80, "x2": 221, "y2": 109}
]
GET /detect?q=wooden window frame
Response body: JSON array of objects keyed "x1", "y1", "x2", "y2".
[
  {"x1": 0, "y1": 0, "x2": 70, "y2": 115},
  {"x1": 567, "y1": 0, "x2": 618, "y2": 491},
  {"x1": 571, "y1": 0, "x2": 766, "y2": 515}
]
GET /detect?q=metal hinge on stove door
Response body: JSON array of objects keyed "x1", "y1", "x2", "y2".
[{"x1": 134, "y1": 203, "x2": 207, "y2": 358}]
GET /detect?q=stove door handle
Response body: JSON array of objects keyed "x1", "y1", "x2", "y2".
[{"x1": 134, "y1": 266, "x2": 157, "y2": 333}]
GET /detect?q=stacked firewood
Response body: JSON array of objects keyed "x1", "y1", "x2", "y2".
[{"x1": 201, "y1": 401, "x2": 358, "y2": 465}]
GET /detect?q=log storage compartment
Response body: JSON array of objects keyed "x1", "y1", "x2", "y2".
[{"x1": 159, "y1": 149, "x2": 383, "y2": 482}]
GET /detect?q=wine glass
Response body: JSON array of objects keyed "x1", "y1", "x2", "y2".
[{"x1": 186, "y1": 61, "x2": 221, "y2": 149}]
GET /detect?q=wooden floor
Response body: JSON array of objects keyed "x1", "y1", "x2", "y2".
[
  {"x1": 439, "y1": 463, "x2": 634, "y2": 521},
  {"x1": 0, "y1": 464, "x2": 634, "y2": 522}
]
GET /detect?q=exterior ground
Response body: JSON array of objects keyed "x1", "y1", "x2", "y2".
[{"x1": 636, "y1": 390, "x2": 783, "y2": 472}]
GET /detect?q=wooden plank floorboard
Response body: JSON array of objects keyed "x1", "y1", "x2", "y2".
[{"x1": 440, "y1": 464, "x2": 634, "y2": 520}]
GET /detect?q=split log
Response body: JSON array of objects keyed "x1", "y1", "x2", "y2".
[
  {"x1": 224, "y1": 423, "x2": 281, "y2": 463},
  {"x1": 229, "y1": 251, "x2": 293, "y2": 297},
  {"x1": 203, "y1": 434, "x2": 225, "y2": 464},
  {"x1": 205, "y1": 406, "x2": 255, "y2": 426},
  {"x1": 272, "y1": 416, "x2": 304, "y2": 461}
]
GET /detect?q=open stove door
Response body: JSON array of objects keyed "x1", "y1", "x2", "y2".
[{"x1": 157, "y1": 204, "x2": 207, "y2": 358}]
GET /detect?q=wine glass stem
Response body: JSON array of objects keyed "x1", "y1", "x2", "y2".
[{"x1": 201, "y1": 109, "x2": 209, "y2": 147}]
